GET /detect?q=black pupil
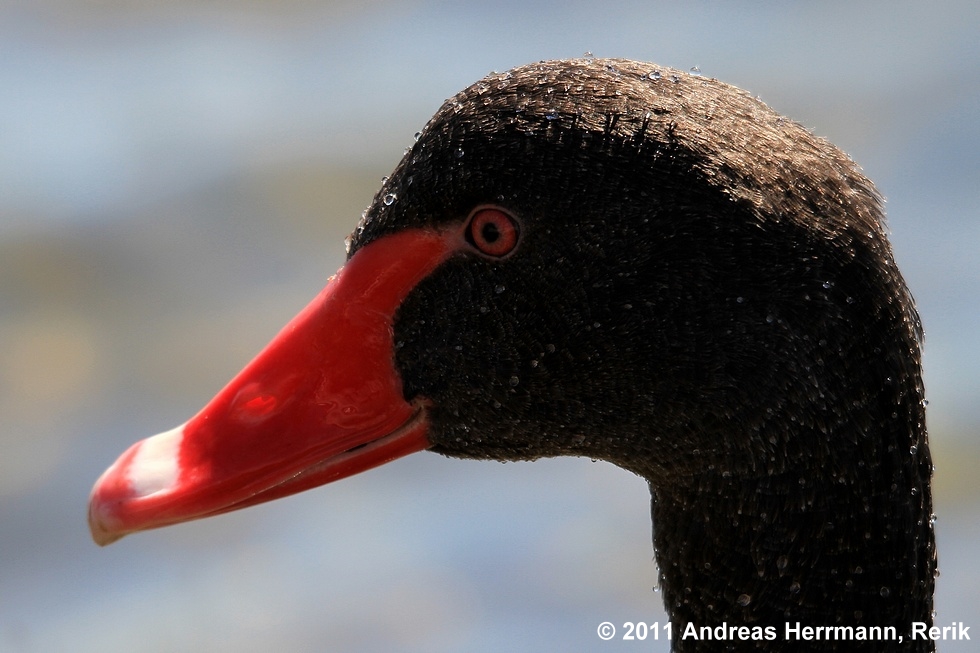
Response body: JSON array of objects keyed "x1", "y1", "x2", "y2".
[{"x1": 481, "y1": 221, "x2": 501, "y2": 243}]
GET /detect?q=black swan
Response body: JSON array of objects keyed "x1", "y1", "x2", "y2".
[{"x1": 89, "y1": 58, "x2": 937, "y2": 651}]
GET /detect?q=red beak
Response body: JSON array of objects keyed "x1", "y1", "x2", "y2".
[{"x1": 89, "y1": 228, "x2": 458, "y2": 545}]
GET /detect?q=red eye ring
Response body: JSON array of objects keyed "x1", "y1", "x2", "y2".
[{"x1": 465, "y1": 207, "x2": 520, "y2": 258}]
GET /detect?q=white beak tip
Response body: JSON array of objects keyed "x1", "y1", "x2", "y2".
[{"x1": 87, "y1": 423, "x2": 186, "y2": 546}]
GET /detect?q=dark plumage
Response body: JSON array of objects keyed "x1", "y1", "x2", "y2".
[
  {"x1": 91, "y1": 58, "x2": 936, "y2": 652},
  {"x1": 353, "y1": 59, "x2": 936, "y2": 651}
]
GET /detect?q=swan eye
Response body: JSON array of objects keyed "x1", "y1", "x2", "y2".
[{"x1": 466, "y1": 207, "x2": 520, "y2": 258}]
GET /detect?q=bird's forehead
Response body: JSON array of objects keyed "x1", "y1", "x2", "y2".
[{"x1": 350, "y1": 57, "x2": 878, "y2": 261}]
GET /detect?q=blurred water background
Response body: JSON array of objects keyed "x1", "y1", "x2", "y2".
[{"x1": 1, "y1": 1, "x2": 978, "y2": 651}]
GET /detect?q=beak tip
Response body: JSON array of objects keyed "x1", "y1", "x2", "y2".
[
  {"x1": 87, "y1": 423, "x2": 187, "y2": 545},
  {"x1": 88, "y1": 477, "x2": 128, "y2": 546},
  {"x1": 89, "y1": 522, "x2": 124, "y2": 547},
  {"x1": 87, "y1": 496, "x2": 123, "y2": 546}
]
